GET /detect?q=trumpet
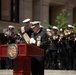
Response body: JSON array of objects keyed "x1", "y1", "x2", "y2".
[
  {"x1": 74, "y1": 33, "x2": 76, "y2": 40},
  {"x1": 74, "y1": 37, "x2": 76, "y2": 41},
  {"x1": 64, "y1": 29, "x2": 71, "y2": 35},
  {"x1": 48, "y1": 35, "x2": 59, "y2": 40},
  {"x1": 58, "y1": 33, "x2": 64, "y2": 42},
  {"x1": 53, "y1": 35, "x2": 58, "y2": 40}
]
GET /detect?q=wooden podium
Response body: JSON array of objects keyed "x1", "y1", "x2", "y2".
[{"x1": 0, "y1": 44, "x2": 44, "y2": 75}]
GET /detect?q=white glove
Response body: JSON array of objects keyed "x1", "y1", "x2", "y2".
[{"x1": 30, "y1": 38, "x2": 36, "y2": 44}]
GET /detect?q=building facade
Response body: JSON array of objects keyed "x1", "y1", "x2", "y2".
[{"x1": 0, "y1": 0, "x2": 76, "y2": 32}]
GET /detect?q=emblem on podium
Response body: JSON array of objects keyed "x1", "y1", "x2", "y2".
[{"x1": 7, "y1": 44, "x2": 18, "y2": 59}]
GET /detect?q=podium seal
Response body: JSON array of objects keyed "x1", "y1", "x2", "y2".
[{"x1": 7, "y1": 44, "x2": 18, "y2": 59}]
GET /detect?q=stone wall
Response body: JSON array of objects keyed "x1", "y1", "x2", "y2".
[
  {"x1": 0, "y1": 0, "x2": 76, "y2": 29},
  {"x1": 0, "y1": 70, "x2": 76, "y2": 75},
  {"x1": 0, "y1": 70, "x2": 13, "y2": 75},
  {"x1": 0, "y1": 21, "x2": 20, "y2": 33},
  {"x1": 45, "y1": 70, "x2": 76, "y2": 75}
]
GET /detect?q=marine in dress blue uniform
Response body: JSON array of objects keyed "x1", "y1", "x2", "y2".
[{"x1": 30, "y1": 21, "x2": 49, "y2": 75}]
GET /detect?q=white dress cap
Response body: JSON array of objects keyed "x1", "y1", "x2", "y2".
[
  {"x1": 46, "y1": 28, "x2": 51, "y2": 32},
  {"x1": 53, "y1": 26, "x2": 58, "y2": 30},
  {"x1": 30, "y1": 22, "x2": 33, "y2": 24},
  {"x1": 30, "y1": 21, "x2": 41, "y2": 28},
  {"x1": 23, "y1": 18, "x2": 30, "y2": 23},
  {"x1": 60, "y1": 28, "x2": 62, "y2": 31},
  {"x1": 68, "y1": 24, "x2": 74, "y2": 28},
  {"x1": 39, "y1": 25, "x2": 44, "y2": 28},
  {"x1": 8, "y1": 25, "x2": 15, "y2": 29},
  {"x1": 32, "y1": 21, "x2": 41, "y2": 25}
]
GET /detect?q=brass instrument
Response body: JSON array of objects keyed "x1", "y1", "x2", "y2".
[
  {"x1": 58, "y1": 33, "x2": 64, "y2": 42},
  {"x1": 53, "y1": 35, "x2": 58, "y2": 40},
  {"x1": 48, "y1": 36, "x2": 52, "y2": 45},
  {"x1": 48, "y1": 35, "x2": 58, "y2": 41},
  {"x1": 73, "y1": 34, "x2": 76, "y2": 41},
  {"x1": 74, "y1": 37, "x2": 76, "y2": 41},
  {"x1": 64, "y1": 29, "x2": 76, "y2": 41},
  {"x1": 64, "y1": 29, "x2": 70, "y2": 35}
]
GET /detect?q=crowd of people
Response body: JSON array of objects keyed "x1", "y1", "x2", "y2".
[
  {"x1": 45, "y1": 25, "x2": 76, "y2": 70},
  {"x1": 0, "y1": 18, "x2": 76, "y2": 75}
]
